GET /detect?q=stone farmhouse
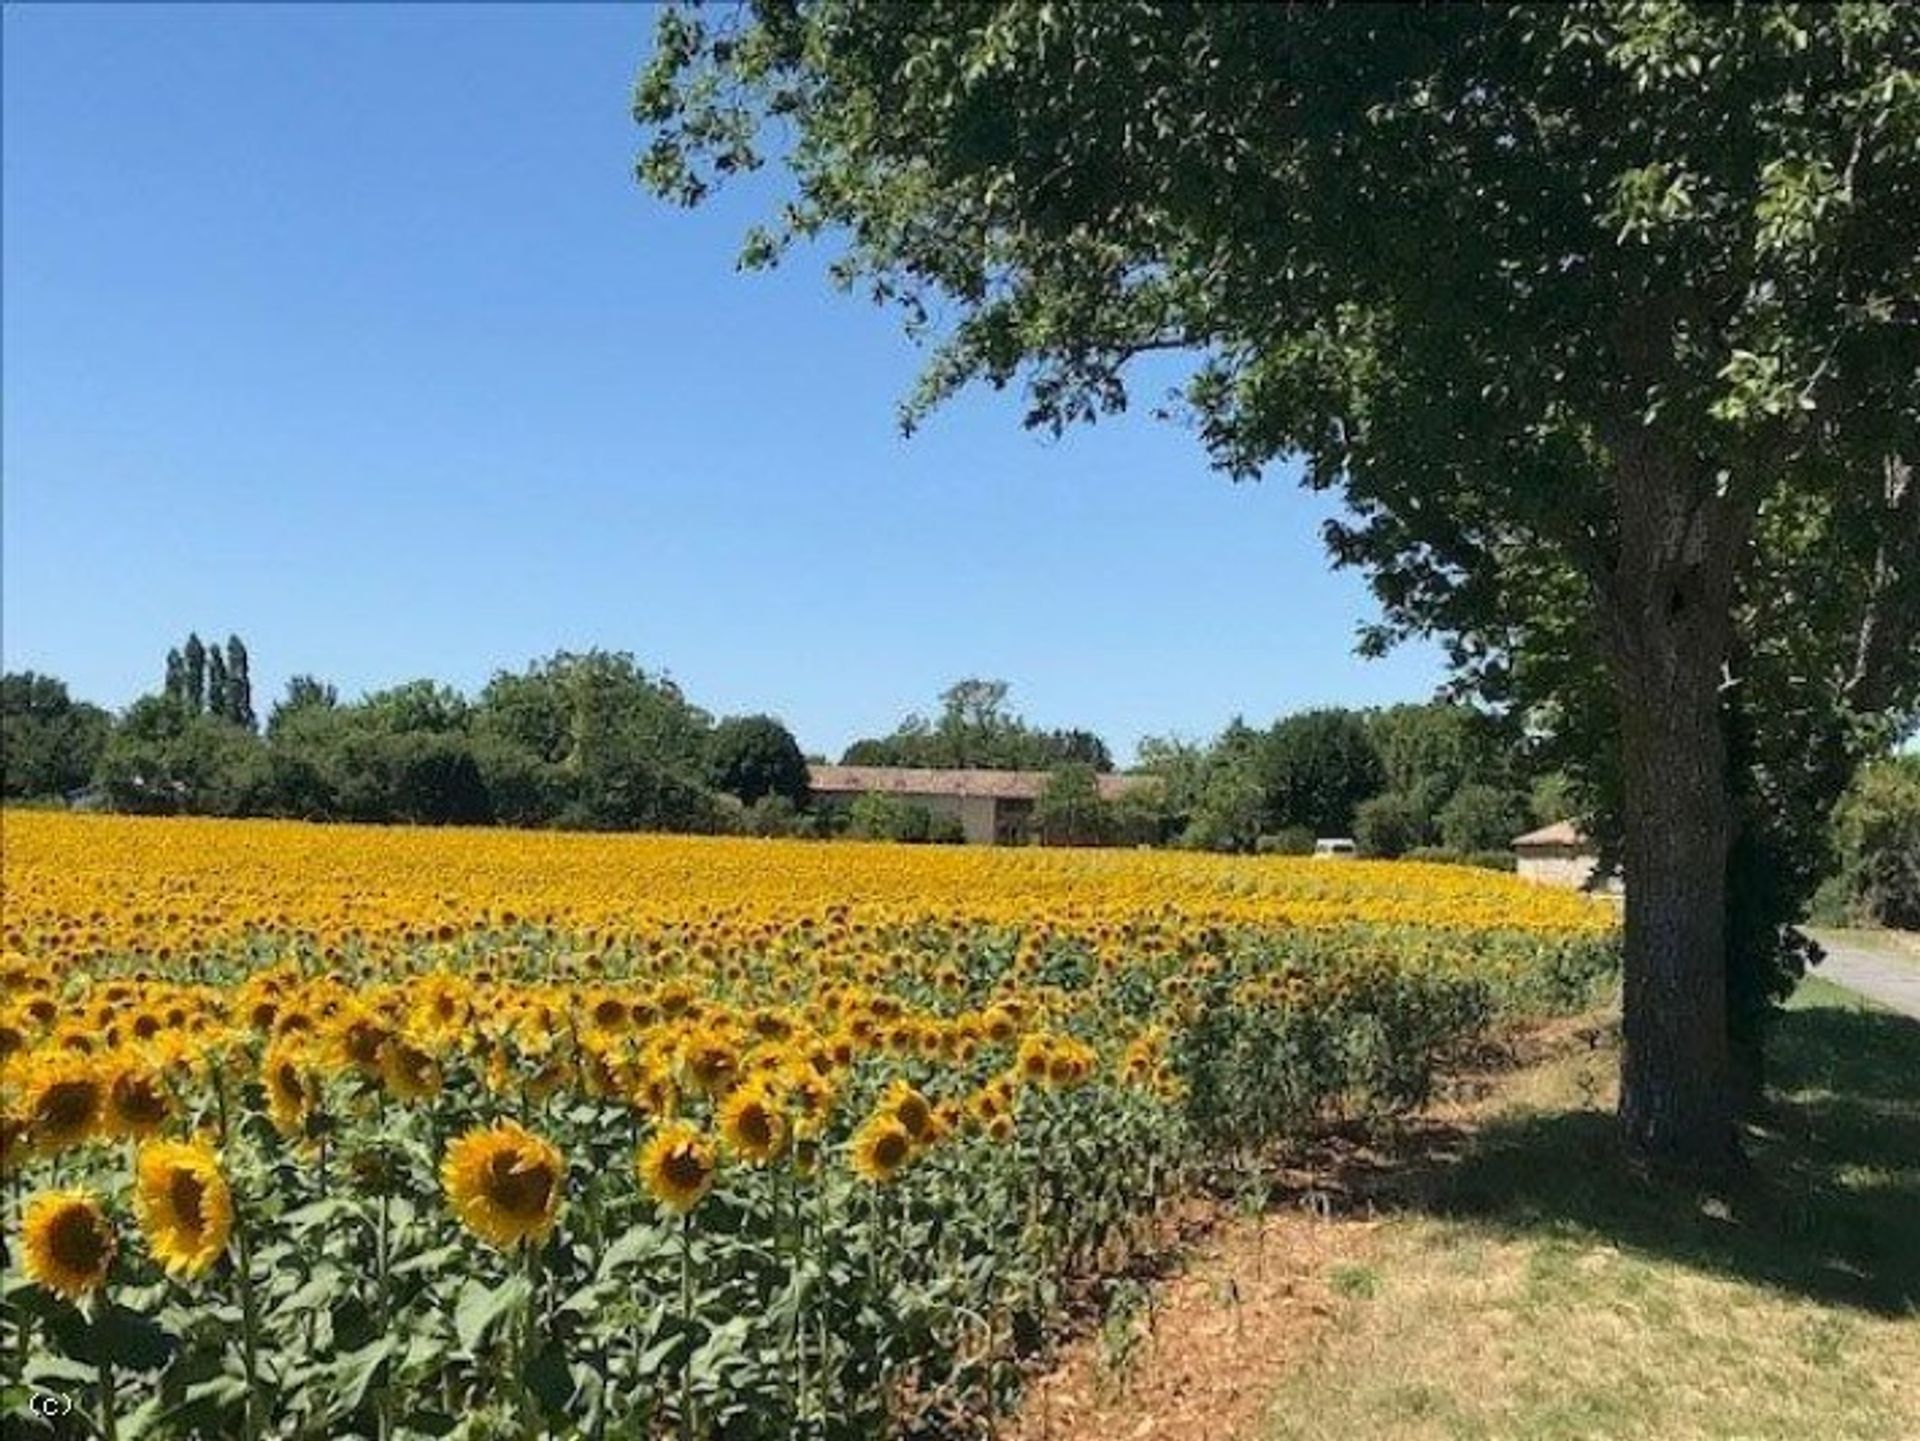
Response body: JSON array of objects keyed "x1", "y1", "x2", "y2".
[{"x1": 808, "y1": 764, "x2": 1152, "y2": 846}]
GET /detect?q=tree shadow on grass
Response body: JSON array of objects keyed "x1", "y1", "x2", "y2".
[{"x1": 1354, "y1": 999, "x2": 1920, "y2": 1318}]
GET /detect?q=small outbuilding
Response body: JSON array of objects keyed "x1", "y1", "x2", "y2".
[{"x1": 1512, "y1": 820, "x2": 1602, "y2": 890}]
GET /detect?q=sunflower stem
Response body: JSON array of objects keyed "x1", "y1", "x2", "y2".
[
  {"x1": 518, "y1": 1238, "x2": 542, "y2": 1441},
  {"x1": 233, "y1": 1205, "x2": 264, "y2": 1441},
  {"x1": 678, "y1": 1211, "x2": 695, "y2": 1441},
  {"x1": 375, "y1": 1179, "x2": 392, "y2": 1441},
  {"x1": 96, "y1": 1350, "x2": 118, "y2": 1441}
]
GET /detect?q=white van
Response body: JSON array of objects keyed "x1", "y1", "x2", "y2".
[{"x1": 1313, "y1": 837, "x2": 1359, "y2": 860}]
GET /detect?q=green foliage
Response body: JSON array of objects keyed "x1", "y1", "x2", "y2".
[
  {"x1": 2, "y1": 672, "x2": 110, "y2": 799},
  {"x1": 1033, "y1": 763, "x2": 1113, "y2": 846},
  {"x1": 1369, "y1": 704, "x2": 1514, "y2": 805},
  {"x1": 470, "y1": 652, "x2": 717, "y2": 832},
  {"x1": 1107, "y1": 782, "x2": 1169, "y2": 847},
  {"x1": 268, "y1": 675, "x2": 339, "y2": 736},
  {"x1": 1438, "y1": 784, "x2": 1531, "y2": 855},
  {"x1": 1179, "y1": 760, "x2": 1266, "y2": 854},
  {"x1": 223, "y1": 636, "x2": 256, "y2": 730},
  {"x1": 1354, "y1": 793, "x2": 1431, "y2": 860},
  {"x1": 1404, "y1": 846, "x2": 1521, "y2": 873},
  {"x1": 181, "y1": 634, "x2": 206, "y2": 713},
  {"x1": 161, "y1": 631, "x2": 257, "y2": 729},
  {"x1": 95, "y1": 695, "x2": 269, "y2": 816},
  {"x1": 1829, "y1": 755, "x2": 1920, "y2": 928},
  {"x1": 707, "y1": 714, "x2": 810, "y2": 808},
  {"x1": 841, "y1": 679, "x2": 1113, "y2": 772},
  {"x1": 1256, "y1": 827, "x2": 1318, "y2": 857},
  {"x1": 1256, "y1": 710, "x2": 1385, "y2": 838},
  {"x1": 1529, "y1": 772, "x2": 1580, "y2": 828},
  {"x1": 844, "y1": 790, "x2": 962, "y2": 843},
  {"x1": 741, "y1": 793, "x2": 815, "y2": 838}
]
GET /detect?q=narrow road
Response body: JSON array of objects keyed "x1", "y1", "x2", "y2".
[{"x1": 1808, "y1": 930, "x2": 1920, "y2": 1021}]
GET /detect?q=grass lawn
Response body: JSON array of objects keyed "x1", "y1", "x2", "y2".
[{"x1": 1264, "y1": 978, "x2": 1920, "y2": 1441}]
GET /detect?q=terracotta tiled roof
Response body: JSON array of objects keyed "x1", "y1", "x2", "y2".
[
  {"x1": 808, "y1": 764, "x2": 1151, "y2": 802},
  {"x1": 1512, "y1": 819, "x2": 1588, "y2": 849}
]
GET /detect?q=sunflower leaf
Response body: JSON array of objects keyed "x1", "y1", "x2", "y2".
[
  {"x1": 329, "y1": 1335, "x2": 399, "y2": 1419},
  {"x1": 454, "y1": 1274, "x2": 531, "y2": 1354}
]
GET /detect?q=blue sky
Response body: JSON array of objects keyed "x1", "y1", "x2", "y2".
[{"x1": 2, "y1": 4, "x2": 1444, "y2": 763}]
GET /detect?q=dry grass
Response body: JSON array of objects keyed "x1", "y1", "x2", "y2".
[
  {"x1": 1001, "y1": 982, "x2": 1920, "y2": 1441},
  {"x1": 1266, "y1": 978, "x2": 1920, "y2": 1441}
]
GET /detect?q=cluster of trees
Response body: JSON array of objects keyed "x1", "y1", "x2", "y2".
[
  {"x1": 4, "y1": 640, "x2": 812, "y2": 833},
  {"x1": 1, "y1": 672, "x2": 111, "y2": 800},
  {"x1": 1818, "y1": 755, "x2": 1920, "y2": 930},
  {"x1": 842, "y1": 679, "x2": 1113, "y2": 771},
  {"x1": 163, "y1": 633, "x2": 256, "y2": 729},
  {"x1": 1137, "y1": 703, "x2": 1562, "y2": 862}
]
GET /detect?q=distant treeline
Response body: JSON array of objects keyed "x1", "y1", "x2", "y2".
[
  {"x1": 4, "y1": 643, "x2": 1552, "y2": 854},
  {"x1": 10, "y1": 638, "x2": 1905, "y2": 897}
]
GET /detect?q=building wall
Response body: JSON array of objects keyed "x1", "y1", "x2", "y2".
[{"x1": 1516, "y1": 847, "x2": 1600, "y2": 890}]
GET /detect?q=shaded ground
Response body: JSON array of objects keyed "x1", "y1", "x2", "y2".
[{"x1": 1003, "y1": 982, "x2": 1920, "y2": 1441}]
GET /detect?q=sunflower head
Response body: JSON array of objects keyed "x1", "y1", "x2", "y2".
[
  {"x1": 135, "y1": 1137, "x2": 233, "y2": 1279},
  {"x1": 22, "y1": 1189, "x2": 116, "y2": 1300},
  {"x1": 261, "y1": 1040, "x2": 322, "y2": 1141},
  {"x1": 638, "y1": 1121, "x2": 717, "y2": 1214},
  {"x1": 104, "y1": 1061, "x2": 174, "y2": 1140},
  {"x1": 883, "y1": 1081, "x2": 934, "y2": 1142},
  {"x1": 333, "y1": 1009, "x2": 393, "y2": 1075},
  {"x1": 718, "y1": 1081, "x2": 788, "y2": 1165},
  {"x1": 849, "y1": 1114, "x2": 914, "y2": 1185},
  {"x1": 680, "y1": 1028, "x2": 740, "y2": 1098},
  {"x1": 23, "y1": 1056, "x2": 105, "y2": 1154},
  {"x1": 441, "y1": 1122, "x2": 565, "y2": 1251},
  {"x1": 381, "y1": 1036, "x2": 443, "y2": 1103}
]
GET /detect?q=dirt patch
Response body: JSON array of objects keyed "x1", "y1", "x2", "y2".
[
  {"x1": 995, "y1": 1014, "x2": 1610, "y2": 1441},
  {"x1": 999, "y1": 1206, "x2": 1376, "y2": 1441}
]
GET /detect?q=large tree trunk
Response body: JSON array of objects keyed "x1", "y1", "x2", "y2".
[
  {"x1": 1614, "y1": 648, "x2": 1740, "y2": 1172},
  {"x1": 1602, "y1": 432, "x2": 1747, "y2": 1176}
]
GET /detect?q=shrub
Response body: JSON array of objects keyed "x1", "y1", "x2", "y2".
[
  {"x1": 1438, "y1": 783, "x2": 1529, "y2": 854},
  {"x1": 1035, "y1": 764, "x2": 1113, "y2": 846},
  {"x1": 1405, "y1": 845, "x2": 1518, "y2": 872},
  {"x1": 1255, "y1": 827, "x2": 1316, "y2": 856},
  {"x1": 1354, "y1": 792, "x2": 1429, "y2": 858},
  {"x1": 846, "y1": 792, "x2": 962, "y2": 843},
  {"x1": 1831, "y1": 756, "x2": 1920, "y2": 928},
  {"x1": 706, "y1": 715, "x2": 810, "y2": 808}
]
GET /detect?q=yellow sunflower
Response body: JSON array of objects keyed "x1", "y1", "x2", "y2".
[
  {"x1": 102, "y1": 1060, "x2": 174, "y2": 1140},
  {"x1": 331, "y1": 1008, "x2": 393, "y2": 1077},
  {"x1": 679, "y1": 1027, "x2": 741, "y2": 1098},
  {"x1": 21, "y1": 1055, "x2": 105, "y2": 1153},
  {"x1": 882, "y1": 1081, "x2": 934, "y2": 1143},
  {"x1": 637, "y1": 1120, "x2": 717, "y2": 1214},
  {"x1": 135, "y1": 1137, "x2": 233, "y2": 1279},
  {"x1": 380, "y1": 1036, "x2": 443, "y2": 1103},
  {"x1": 21, "y1": 1189, "x2": 116, "y2": 1300},
  {"x1": 849, "y1": 1113, "x2": 914, "y2": 1185},
  {"x1": 717, "y1": 1080, "x2": 788, "y2": 1165},
  {"x1": 440, "y1": 1122, "x2": 565, "y2": 1250},
  {"x1": 261, "y1": 1040, "x2": 321, "y2": 1140}
]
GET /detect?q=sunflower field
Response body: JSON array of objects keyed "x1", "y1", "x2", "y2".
[{"x1": 2, "y1": 811, "x2": 1617, "y2": 1439}]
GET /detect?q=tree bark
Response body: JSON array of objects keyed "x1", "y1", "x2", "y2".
[
  {"x1": 1601, "y1": 431, "x2": 1746, "y2": 1176},
  {"x1": 1615, "y1": 656, "x2": 1740, "y2": 1172}
]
